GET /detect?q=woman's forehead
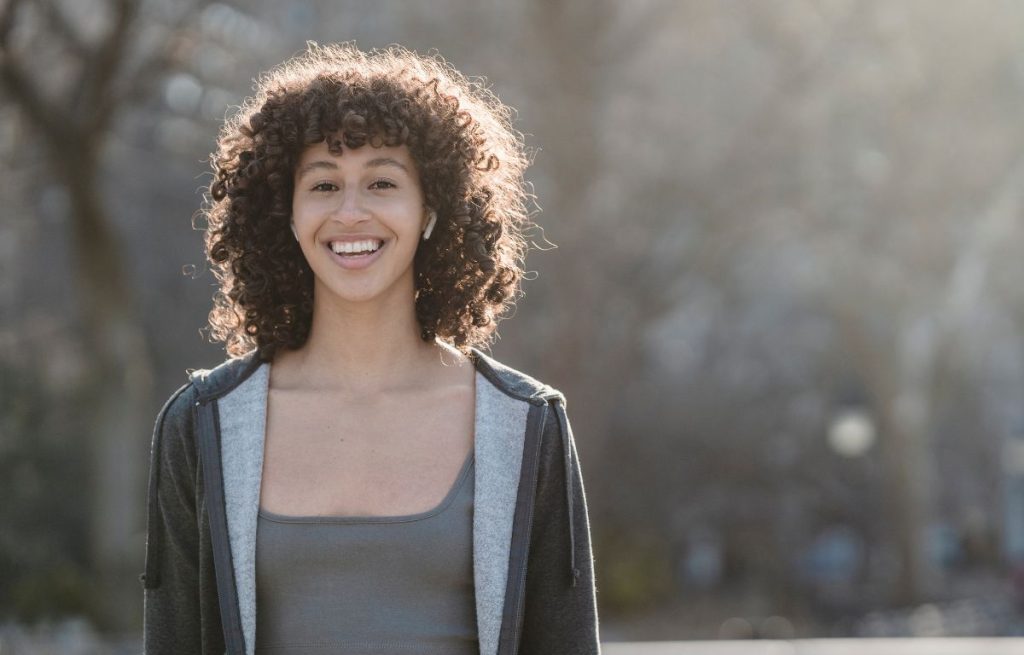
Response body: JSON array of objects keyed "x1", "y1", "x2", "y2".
[{"x1": 295, "y1": 139, "x2": 415, "y2": 172}]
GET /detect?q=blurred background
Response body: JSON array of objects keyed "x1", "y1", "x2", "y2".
[{"x1": 3, "y1": 0, "x2": 1024, "y2": 650}]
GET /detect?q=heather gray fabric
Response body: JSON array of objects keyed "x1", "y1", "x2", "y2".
[
  {"x1": 217, "y1": 363, "x2": 270, "y2": 651},
  {"x1": 254, "y1": 452, "x2": 477, "y2": 654},
  {"x1": 470, "y1": 368, "x2": 529, "y2": 655},
  {"x1": 216, "y1": 361, "x2": 529, "y2": 655}
]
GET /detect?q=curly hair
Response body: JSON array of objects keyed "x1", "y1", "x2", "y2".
[{"x1": 201, "y1": 42, "x2": 532, "y2": 359}]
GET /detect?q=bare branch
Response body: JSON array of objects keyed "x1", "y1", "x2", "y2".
[
  {"x1": 115, "y1": 3, "x2": 205, "y2": 107},
  {"x1": 0, "y1": 43, "x2": 68, "y2": 143},
  {"x1": 82, "y1": 0, "x2": 139, "y2": 135},
  {"x1": 38, "y1": 0, "x2": 90, "y2": 58},
  {"x1": 0, "y1": 0, "x2": 23, "y2": 48}
]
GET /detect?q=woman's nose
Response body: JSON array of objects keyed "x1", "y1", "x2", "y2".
[{"x1": 332, "y1": 191, "x2": 370, "y2": 224}]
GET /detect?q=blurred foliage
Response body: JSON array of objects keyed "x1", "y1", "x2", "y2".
[
  {"x1": 597, "y1": 530, "x2": 676, "y2": 615},
  {"x1": 0, "y1": 363, "x2": 94, "y2": 622}
]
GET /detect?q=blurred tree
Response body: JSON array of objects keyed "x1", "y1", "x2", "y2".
[
  {"x1": 630, "y1": 0, "x2": 1024, "y2": 607},
  {"x1": 0, "y1": 0, "x2": 203, "y2": 629},
  {"x1": 775, "y1": 2, "x2": 1024, "y2": 602},
  {"x1": 496, "y1": 0, "x2": 1024, "y2": 612}
]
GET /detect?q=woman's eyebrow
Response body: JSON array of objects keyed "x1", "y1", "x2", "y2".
[
  {"x1": 296, "y1": 160, "x2": 337, "y2": 178},
  {"x1": 365, "y1": 157, "x2": 409, "y2": 173}
]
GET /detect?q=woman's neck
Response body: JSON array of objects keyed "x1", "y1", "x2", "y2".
[{"x1": 271, "y1": 287, "x2": 463, "y2": 395}]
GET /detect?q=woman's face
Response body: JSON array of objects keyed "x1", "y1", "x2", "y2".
[{"x1": 291, "y1": 138, "x2": 430, "y2": 307}]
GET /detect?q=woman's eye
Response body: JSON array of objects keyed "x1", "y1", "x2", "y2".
[
  {"x1": 311, "y1": 182, "x2": 337, "y2": 192},
  {"x1": 369, "y1": 179, "x2": 396, "y2": 190}
]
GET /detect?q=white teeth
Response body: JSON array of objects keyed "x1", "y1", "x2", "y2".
[{"x1": 330, "y1": 239, "x2": 382, "y2": 255}]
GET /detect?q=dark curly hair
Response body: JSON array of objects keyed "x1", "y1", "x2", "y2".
[{"x1": 202, "y1": 42, "x2": 532, "y2": 359}]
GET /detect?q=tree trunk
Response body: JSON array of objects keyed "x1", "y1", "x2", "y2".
[{"x1": 57, "y1": 146, "x2": 155, "y2": 629}]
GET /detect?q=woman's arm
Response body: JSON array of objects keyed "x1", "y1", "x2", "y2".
[
  {"x1": 142, "y1": 382, "x2": 204, "y2": 654},
  {"x1": 519, "y1": 399, "x2": 601, "y2": 653}
]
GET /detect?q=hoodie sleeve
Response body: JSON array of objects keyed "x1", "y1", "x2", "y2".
[
  {"x1": 519, "y1": 398, "x2": 601, "y2": 653},
  {"x1": 141, "y1": 382, "x2": 204, "y2": 654}
]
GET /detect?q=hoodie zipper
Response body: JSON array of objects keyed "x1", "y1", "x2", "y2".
[
  {"x1": 504, "y1": 402, "x2": 549, "y2": 654},
  {"x1": 195, "y1": 397, "x2": 247, "y2": 655}
]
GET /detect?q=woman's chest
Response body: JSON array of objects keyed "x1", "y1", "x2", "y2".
[{"x1": 257, "y1": 386, "x2": 475, "y2": 518}]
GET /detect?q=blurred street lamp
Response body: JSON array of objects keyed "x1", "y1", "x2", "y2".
[{"x1": 828, "y1": 408, "x2": 877, "y2": 458}]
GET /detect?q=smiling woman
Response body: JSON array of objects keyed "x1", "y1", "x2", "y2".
[
  {"x1": 202, "y1": 43, "x2": 530, "y2": 359},
  {"x1": 290, "y1": 142, "x2": 426, "y2": 299},
  {"x1": 141, "y1": 42, "x2": 599, "y2": 655}
]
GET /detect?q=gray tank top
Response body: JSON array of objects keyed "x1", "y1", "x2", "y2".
[{"x1": 254, "y1": 452, "x2": 478, "y2": 654}]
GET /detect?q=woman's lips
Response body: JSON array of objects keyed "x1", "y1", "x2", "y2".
[{"x1": 324, "y1": 240, "x2": 387, "y2": 270}]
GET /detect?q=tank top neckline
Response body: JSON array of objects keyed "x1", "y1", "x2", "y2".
[{"x1": 257, "y1": 450, "x2": 474, "y2": 525}]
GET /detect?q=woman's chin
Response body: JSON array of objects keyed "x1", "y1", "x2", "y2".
[{"x1": 311, "y1": 276, "x2": 414, "y2": 308}]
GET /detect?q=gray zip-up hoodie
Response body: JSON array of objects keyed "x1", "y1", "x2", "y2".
[{"x1": 141, "y1": 347, "x2": 600, "y2": 654}]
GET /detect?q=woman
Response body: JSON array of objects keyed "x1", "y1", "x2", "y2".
[{"x1": 142, "y1": 43, "x2": 599, "y2": 654}]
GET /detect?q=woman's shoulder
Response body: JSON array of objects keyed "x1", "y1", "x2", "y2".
[
  {"x1": 469, "y1": 347, "x2": 566, "y2": 407},
  {"x1": 153, "y1": 348, "x2": 264, "y2": 430},
  {"x1": 180, "y1": 348, "x2": 266, "y2": 399},
  {"x1": 153, "y1": 378, "x2": 198, "y2": 434}
]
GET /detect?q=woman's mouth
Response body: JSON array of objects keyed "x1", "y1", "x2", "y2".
[{"x1": 325, "y1": 238, "x2": 386, "y2": 270}]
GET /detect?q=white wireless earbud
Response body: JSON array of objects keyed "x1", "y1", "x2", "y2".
[
  {"x1": 423, "y1": 211, "x2": 437, "y2": 240},
  {"x1": 290, "y1": 222, "x2": 299, "y2": 241}
]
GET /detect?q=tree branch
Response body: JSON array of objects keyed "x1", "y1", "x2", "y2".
[
  {"x1": 0, "y1": 46, "x2": 68, "y2": 143},
  {"x1": 83, "y1": 0, "x2": 138, "y2": 135},
  {"x1": 38, "y1": 0, "x2": 90, "y2": 58},
  {"x1": 0, "y1": 0, "x2": 23, "y2": 48}
]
